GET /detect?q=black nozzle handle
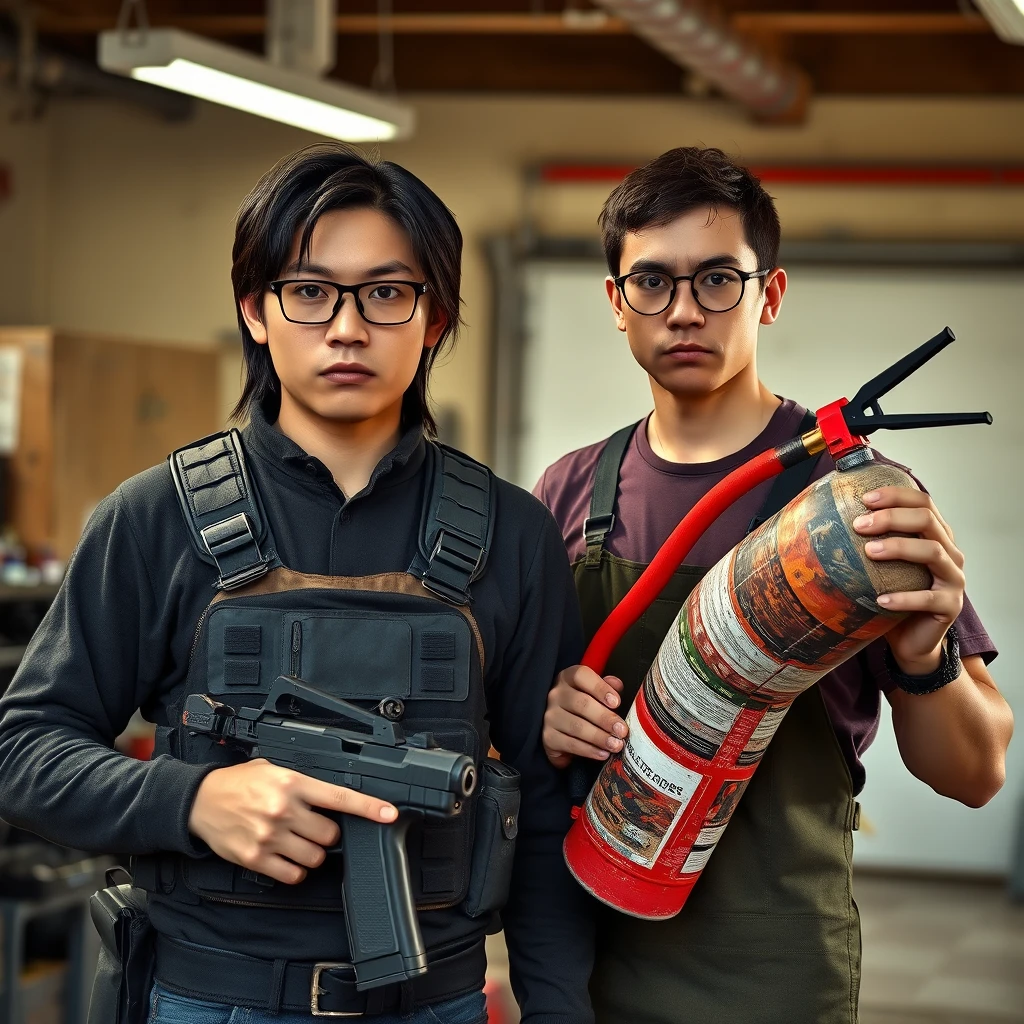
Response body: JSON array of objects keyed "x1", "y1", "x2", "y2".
[
  {"x1": 849, "y1": 327, "x2": 956, "y2": 413},
  {"x1": 341, "y1": 811, "x2": 428, "y2": 991},
  {"x1": 846, "y1": 410, "x2": 993, "y2": 433},
  {"x1": 843, "y1": 326, "x2": 992, "y2": 435}
]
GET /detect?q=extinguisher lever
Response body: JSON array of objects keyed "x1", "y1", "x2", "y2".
[
  {"x1": 842, "y1": 326, "x2": 993, "y2": 436},
  {"x1": 846, "y1": 410, "x2": 993, "y2": 433}
]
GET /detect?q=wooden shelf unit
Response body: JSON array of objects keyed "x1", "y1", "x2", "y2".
[{"x1": 0, "y1": 328, "x2": 221, "y2": 560}]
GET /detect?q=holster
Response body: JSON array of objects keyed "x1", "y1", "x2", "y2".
[
  {"x1": 464, "y1": 758, "x2": 520, "y2": 919},
  {"x1": 87, "y1": 883, "x2": 155, "y2": 1024}
]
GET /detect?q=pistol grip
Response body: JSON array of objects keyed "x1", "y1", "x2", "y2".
[{"x1": 341, "y1": 810, "x2": 427, "y2": 991}]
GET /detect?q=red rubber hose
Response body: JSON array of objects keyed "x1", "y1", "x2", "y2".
[{"x1": 582, "y1": 446, "x2": 786, "y2": 674}]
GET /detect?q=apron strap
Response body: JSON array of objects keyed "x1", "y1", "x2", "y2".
[
  {"x1": 746, "y1": 411, "x2": 822, "y2": 535},
  {"x1": 582, "y1": 410, "x2": 821, "y2": 565},
  {"x1": 582, "y1": 422, "x2": 641, "y2": 568}
]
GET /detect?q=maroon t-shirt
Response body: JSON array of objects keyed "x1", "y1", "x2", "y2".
[{"x1": 533, "y1": 398, "x2": 997, "y2": 794}]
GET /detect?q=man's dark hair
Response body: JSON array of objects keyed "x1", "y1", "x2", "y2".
[
  {"x1": 599, "y1": 147, "x2": 780, "y2": 277},
  {"x1": 231, "y1": 143, "x2": 463, "y2": 435}
]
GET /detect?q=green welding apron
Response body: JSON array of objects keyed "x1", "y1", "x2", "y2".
[{"x1": 573, "y1": 422, "x2": 861, "y2": 1024}]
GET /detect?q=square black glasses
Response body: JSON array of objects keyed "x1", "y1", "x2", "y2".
[
  {"x1": 613, "y1": 266, "x2": 770, "y2": 315},
  {"x1": 268, "y1": 279, "x2": 428, "y2": 326}
]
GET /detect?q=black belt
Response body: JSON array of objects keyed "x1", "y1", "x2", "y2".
[{"x1": 154, "y1": 933, "x2": 486, "y2": 1017}]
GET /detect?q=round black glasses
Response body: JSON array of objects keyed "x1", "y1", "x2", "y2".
[
  {"x1": 268, "y1": 279, "x2": 428, "y2": 326},
  {"x1": 614, "y1": 266, "x2": 770, "y2": 316}
]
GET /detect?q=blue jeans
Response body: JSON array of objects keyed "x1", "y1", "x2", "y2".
[{"x1": 147, "y1": 982, "x2": 488, "y2": 1024}]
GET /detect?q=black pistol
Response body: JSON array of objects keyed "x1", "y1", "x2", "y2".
[{"x1": 182, "y1": 675, "x2": 478, "y2": 991}]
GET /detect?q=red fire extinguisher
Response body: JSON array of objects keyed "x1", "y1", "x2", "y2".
[{"x1": 563, "y1": 328, "x2": 991, "y2": 919}]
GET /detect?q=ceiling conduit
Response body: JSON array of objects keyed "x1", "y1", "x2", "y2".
[{"x1": 590, "y1": 0, "x2": 810, "y2": 122}]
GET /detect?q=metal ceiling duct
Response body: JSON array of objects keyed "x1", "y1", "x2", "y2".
[{"x1": 590, "y1": 0, "x2": 810, "y2": 122}]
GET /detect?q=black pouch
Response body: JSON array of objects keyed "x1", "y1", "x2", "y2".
[
  {"x1": 87, "y1": 881, "x2": 155, "y2": 1024},
  {"x1": 464, "y1": 758, "x2": 520, "y2": 918}
]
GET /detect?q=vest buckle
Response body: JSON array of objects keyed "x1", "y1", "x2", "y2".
[
  {"x1": 200, "y1": 512, "x2": 258, "y2": 558},
  {"x1": 200, "y1": 513, "x2": 271, "y2": 590},
  {"x1": 422, "y1": 529, "x2": 484, "y2": 604}
]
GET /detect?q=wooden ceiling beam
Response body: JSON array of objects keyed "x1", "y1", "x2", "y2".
[
  {"x1": 732, "y1": 12, "x2": 992, "y2": 35},
  {"x1": 35, "y1": 12, "x2": 632, "y2": 36},
  {"x1": 35, "y1": 11, "x2": 994, "y2": 38},
  {"x1": 35, "y1": 28, "x2": 1024, "y2": 95}
]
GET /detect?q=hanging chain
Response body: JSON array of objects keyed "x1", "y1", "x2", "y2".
[
  {"x1": 371, "y1": 0, "x2": 396, "y2": 94},
  {"x1": 9, "y1": 1, "x2": 43, "y2": 120},
  {"x1": 116, "y1": 0, "x2": 149, "y2": 40}
]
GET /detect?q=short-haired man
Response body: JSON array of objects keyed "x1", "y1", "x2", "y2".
[{"x1": 535, "y1": 147, "x2": 1012, "y2": 1023}]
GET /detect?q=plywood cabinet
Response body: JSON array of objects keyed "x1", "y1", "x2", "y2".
[{"x1": 0, "y1": 328, "x2": 220, "y2": 559}]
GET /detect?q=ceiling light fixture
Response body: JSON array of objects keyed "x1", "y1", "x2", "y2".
[
  {"x1": 98, "y1": 27, "x2": 415, "y2": 141},
  {"x1": 974, "y1": 0, "x2": 1024, "y2": 43}
]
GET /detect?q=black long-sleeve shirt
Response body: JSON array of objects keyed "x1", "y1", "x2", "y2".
[{"x1": 0, "y1": 406, "x2": 595, "y2": 1024}]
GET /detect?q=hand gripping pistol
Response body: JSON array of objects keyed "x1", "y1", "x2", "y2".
[{"x1": 183, "y1": 676, "x2": 478, "y2": 991}]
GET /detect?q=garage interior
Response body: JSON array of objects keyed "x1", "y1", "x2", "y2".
[{"x1": 0, "y1": 2, "x2": 1022, "y2": 1022}]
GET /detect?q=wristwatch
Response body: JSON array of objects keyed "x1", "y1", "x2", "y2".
[{"x1": 884, "y1": 625, "x2": 962, "y2": 695}]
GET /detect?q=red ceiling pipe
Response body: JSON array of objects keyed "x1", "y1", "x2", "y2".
[{"x1": 538, "y1": 163, "x2": 1024, "y2": 187}]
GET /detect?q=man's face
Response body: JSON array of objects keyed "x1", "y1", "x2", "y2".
[
  {"x1": 606, "y1": 205, "x2": 785, "y2": 399},
  {"x1": 241, "y1": 206, "x2": 443, "y2": 428}
]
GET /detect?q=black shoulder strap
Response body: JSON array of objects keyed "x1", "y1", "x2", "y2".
[
  {"x1": 168, "y1": 429, "x2": 279, "y2": 591},
  {"x1": 582, "y1": 422, "x2": 641, "y2": 569},
  {"x1": 746, "y1": 410, "x2": 822, "y2": 535},
  {"x1": 411, "y1": 442, "x2": 496, "y2": 606}
]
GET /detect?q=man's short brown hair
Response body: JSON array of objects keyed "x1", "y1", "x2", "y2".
[{"x1": 599, "y1": 147, "x2": 781, "y2": 277}]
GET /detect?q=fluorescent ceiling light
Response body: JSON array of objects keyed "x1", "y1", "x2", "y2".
[
  {"x1": 99, "y1": 28, "x2": 415, "y2": 141},
  {"x1": 974, "y1": 0, "x2": 1024, "y2": 44}
]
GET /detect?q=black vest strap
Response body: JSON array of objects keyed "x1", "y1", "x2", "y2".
[
  {"x1": 169, "y1": 429, "x2": 279, "y2": 591},
  {"x1": 745, "y1": 411, "x2": 821, "y2": 534},
  {"x1": 171, "y1": 433, "x2": 495, "y2": 604},
  {"x1": 583, "y1": 422, "x2": 640, "y2": 568},
  {"x1": 411, "y1": 444, "x2": 496, "y2": 606}
]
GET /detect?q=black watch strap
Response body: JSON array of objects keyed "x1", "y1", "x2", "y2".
[{"x1": 885, "y1": 625, "x2": 962, "y2": 695}]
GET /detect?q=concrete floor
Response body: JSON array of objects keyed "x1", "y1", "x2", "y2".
[
  {"x1": 484, "y1": 874, "x2": 1024, "y2": 1022},
  {"x1": 858, "y1": 874, "x2": 1024, "y2": 1023}
]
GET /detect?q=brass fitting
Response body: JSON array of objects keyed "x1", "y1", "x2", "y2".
[{"x1": 801, "y1": 425, "x2": 827, "y2": 456}]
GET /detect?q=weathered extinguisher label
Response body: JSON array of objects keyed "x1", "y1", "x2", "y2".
[
  {"x1": 736, "y1": 704, "x2": 789, "y2": 766},
  {"x1": 699, "y1": 557, "x2": 821, "y2": 697},
  {"x1": 648, "y1": 659, "x2": 727, "y2": 761},
  {"x1": 659, "y1": 625, "x2": 742, "y2": 732},
  {"x1": 680, "y1": 778, "x2": 750, "y2": 874},
  {"x1": 586, "y1": 704, "x2": 703, "y2": 868}
]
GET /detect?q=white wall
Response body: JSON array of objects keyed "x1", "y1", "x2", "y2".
[
  {"x1": 766, "y1": 266, "x2": 1022, "y2": 874},
  {"x1": 519, "y1": 260, "x2": 650, "y2": 491},
  {"x1": 0, "y1": 97, "x2": 51, "y2": 325}
]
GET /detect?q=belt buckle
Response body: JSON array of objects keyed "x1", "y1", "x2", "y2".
[{"x1": 310, "y1": 962, "x2": 361, "y2": 1018}]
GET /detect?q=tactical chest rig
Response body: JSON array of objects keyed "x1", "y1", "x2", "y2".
[{"x1": 138, "y1": 429, "x2": 501, "y2": 916}]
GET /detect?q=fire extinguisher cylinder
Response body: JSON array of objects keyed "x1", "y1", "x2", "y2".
[{"x1": 563, "y1": 450, "x2": 930, "y2": 919}]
